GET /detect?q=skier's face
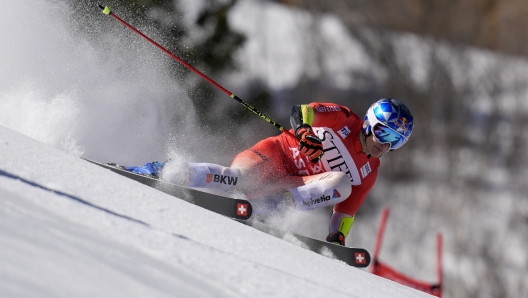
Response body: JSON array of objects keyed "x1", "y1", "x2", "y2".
[{"x1": 366, "y1": 133, "x2": 390, "y2": 157}]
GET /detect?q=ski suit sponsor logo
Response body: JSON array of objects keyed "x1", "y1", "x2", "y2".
[
  {"x1": 289, "y1": 147, "x2": 324, "y2": 176},
  {"x1": 301, "y1": 189, "x2": 341, "y2": 208},
  {"x1": 338, "y1": 126, "x2": 351, "y2": 139},
  {"x1": 205, "y1": 174, "x2": 238, "y2": 186},
  {"x1": 315, "y1": 106, "x2": 341, "y2": 113},
  {"x1": 313, "y1": 127, "x2": 362, "y2": 185},
  {"x1": 302, "y1": 194, "x2": 332, "y2": 208},
  {"x1": 251, "y1": 149, "x2": 269, "y2": 162},
  {"x1": 360, "y1": 162, "x2": 372, "y2": 178}
]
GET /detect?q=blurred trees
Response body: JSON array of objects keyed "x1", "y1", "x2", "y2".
[
  {"x1": 123, "y1": 0, "x2": 252, "y2": 132},
  {"x1": 274, "y1": 0, "x2": 528, "y2": 58}
]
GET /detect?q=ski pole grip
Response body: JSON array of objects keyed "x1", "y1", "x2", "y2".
[{"x1": 98, "y1": 5, "x2": 111, "y2": 15}]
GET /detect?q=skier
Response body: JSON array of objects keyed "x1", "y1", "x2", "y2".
[{"x1": 127, "y1": 98, "x2": 413, "y2": 246}]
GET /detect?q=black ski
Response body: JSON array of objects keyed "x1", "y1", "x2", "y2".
[
  {"x1": 85, "y1": 158, "x2": 369, "y2": 267},
  {"x1": 84, "y1": 159, "x2": 252, "y2": 220},
  {"x1": 238, "y1": 219, "x2": 371, "y2": 268}
]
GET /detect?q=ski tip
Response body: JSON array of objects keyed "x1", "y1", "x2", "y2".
[
  {"x1": 352, "y1": 250, "x2": 371, "y2": 268},
  {"x1": 234, "y1": 199, "x2": 252, "y2": 220}
]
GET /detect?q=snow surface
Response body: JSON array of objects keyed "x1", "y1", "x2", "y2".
[
  {"x1": 0, "y1": 0, "x2": 437, "y2": 296},
  {"x1": 3, "y1": 0, "x2": 528, "y2": 296},
  {"x1": 0, "y1": 127, "x2": 435, "y2": 297}
]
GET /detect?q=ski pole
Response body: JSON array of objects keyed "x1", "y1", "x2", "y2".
[{"x1": 97, "y1": 5, "x2": 296, "y2": 139}]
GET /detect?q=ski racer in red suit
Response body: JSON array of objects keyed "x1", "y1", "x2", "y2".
[{"x1": 131, "y1": 98, "x2": 414, "y2": 245}]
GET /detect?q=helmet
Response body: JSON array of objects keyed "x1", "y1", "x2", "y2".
[{"x1": 362, "y1": 98, "x2": 413, "y2": 150}]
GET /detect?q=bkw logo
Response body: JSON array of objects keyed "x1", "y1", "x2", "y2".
[{"x1": 206, "y1": 174, "x2": 238, "y2": 186}]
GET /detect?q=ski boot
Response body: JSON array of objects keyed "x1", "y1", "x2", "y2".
[
  {"x1": 123, "y1": 161, "x2": 166, "y2": 177},
  {"x1": 326, "y1": 213, "x2": 355, "y2": 246},
  {"x1": 326, "y1": 231, "x2": 346, "y2": 246}
]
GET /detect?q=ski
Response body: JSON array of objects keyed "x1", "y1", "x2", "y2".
[
  {"x1": 85, "y1": 159, "x2": 369, "y2": 267},
  {"x1": 238, "y1": 219, "x2": 371, "y2": 268},
  {"x1": 84, "y1": 159, "x2": 252, "y2": 220}
]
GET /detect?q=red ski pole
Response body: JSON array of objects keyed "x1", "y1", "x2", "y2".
[{"x1": 98, "y1": 5, "x2": 296, "y2": 139}]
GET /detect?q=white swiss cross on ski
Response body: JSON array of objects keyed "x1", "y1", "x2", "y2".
[
  {"x1": 237, "y1": 203, "x2": 248, "y2": 216},
  {"x1": 355, "y1": 252, "x2": 366, "y2": 264}
]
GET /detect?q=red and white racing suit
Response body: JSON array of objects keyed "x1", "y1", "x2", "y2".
[{"x1": 231, "y1": 102, "x2": 380, "y2": 217}]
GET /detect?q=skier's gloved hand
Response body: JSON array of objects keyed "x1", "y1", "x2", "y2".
[{"x1": 295, "y1": 125, "x2": 323, "y2": 162}]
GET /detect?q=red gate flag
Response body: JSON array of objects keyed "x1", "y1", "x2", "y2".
[{"x1": 371, "y1": 208, "x2": 443, "y2": 297}]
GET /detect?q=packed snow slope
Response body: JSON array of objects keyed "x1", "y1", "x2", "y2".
[{"x1": 0, "y1": 125, "x2": 435, "y2": 298}]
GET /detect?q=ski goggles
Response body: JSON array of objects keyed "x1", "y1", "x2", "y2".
[{"x1": 372, "y1": 124, "x2": 408, "y2": 150}]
